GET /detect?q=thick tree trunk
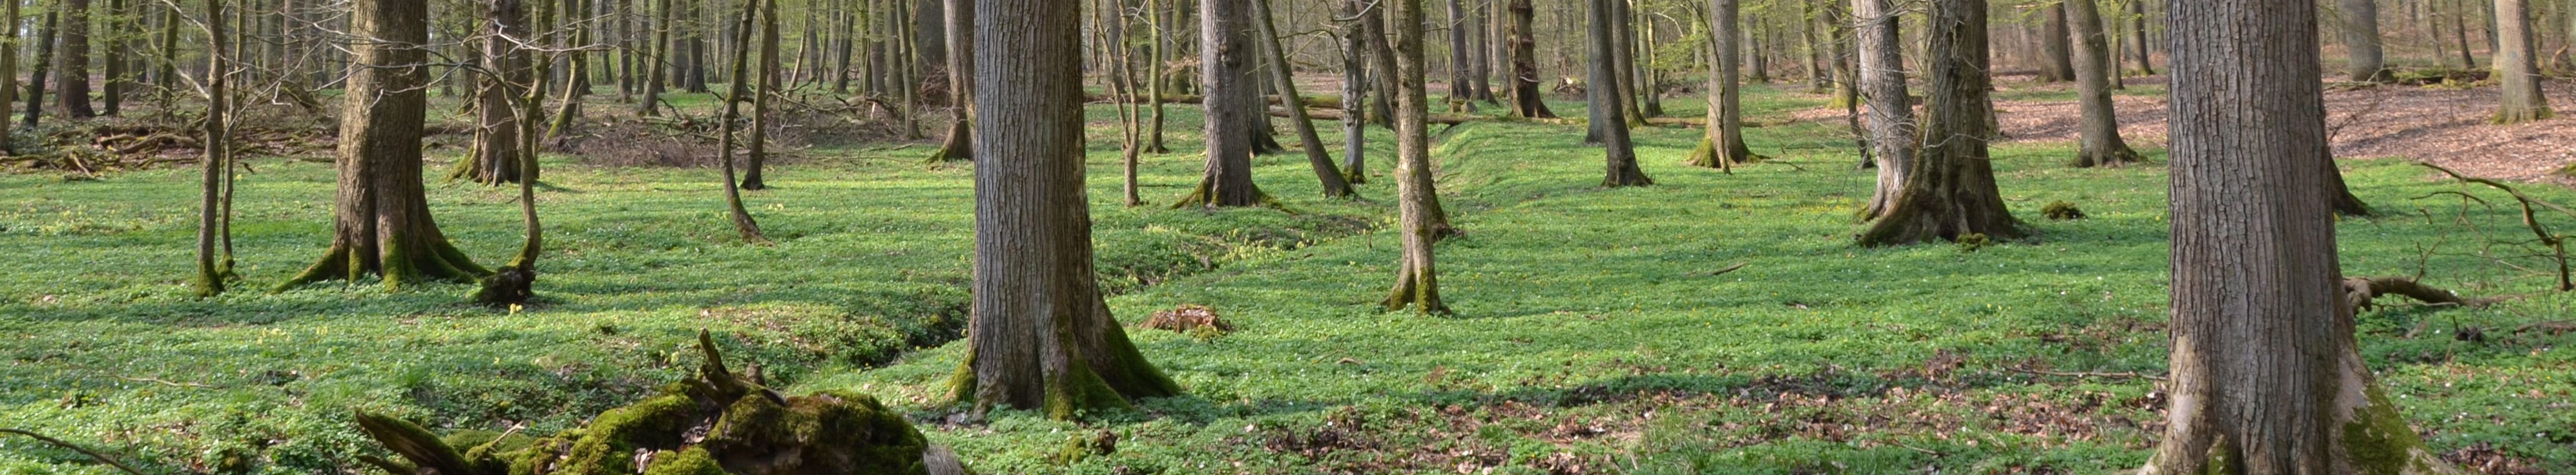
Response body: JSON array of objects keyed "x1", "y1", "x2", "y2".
[
  {"x1": 59, "y1": 0, "x2": 94, "y2": 118},
  {"x1": 1854, "y1": 0, "x2": 1911, "y2": 218},
  {"x1": 2142, "y1": 0, "x2": 2455, "y2": 469},
  {"x1": 2127, "y1": 0, "x2": 2153, "y2": 74},
  {"x1": 1589, "y1": 0, "x2": 1652, "y2": 185},
  {"x1": 1607, "y1": 0, "x2": 1643, "y2": 127},
  {"x1": 2493, "y1": 0, "x2": 2551, "y2": 123},
  {"x1": 1857, "y1": 0, "x2": 2022, "y2": 246},
  {"x1": 684, "y1": 0, "x2": 707, "y2": 93},
  {"x1": 457, "y1": 0, "x2": 534, "y2": 185},
  {"x1": 2069, "y1": 0, "x2": 2141, "y2": 167},
  {"x1": 927, "y1": 0, "x2": 973, "y2": 162},
  {"x1": 1257, "y1": 0, "x2": 1354, "y2": 198},
  {"x1": 1384, "y1": 0, "x2": 1451, "y2": 314},
  {"x1": 1803, "y1": 0, "x2": 1829, "y2": 93},
  {"x1": 2038, "y1": 3, "x2": 2073, "y2": 82},
  {"x1": 951, "y1": 0, "x2": 1180, "y2": 419},
  {"x1": 1504, "y1": 0, "x2": 1553, "y2": 118},
  {"x1": 2343, "y1": 0, "x2": 2391, "y2": 81},
  {"x1": 279, "y1": 0, "x2": 490, "y2": 291},
  {"x1": 1446, "y1": 0, "x2": 1471, "y2": 100},
  {"x1": 1687, "y1": 0, "x2": 1764, "y2": 169},
  {"x1": 713, "y1": 0, "x2": 767, "y2": 242},
  {"x1": 101, "y1": 0, "x2": 124, "y2": 116},
  {"x1": 1177, "y1": 0, "x2": 1266, "y2": 207},
  {"x1": 1469, "y1": 0, "x2": 1495, "y2": 102}
]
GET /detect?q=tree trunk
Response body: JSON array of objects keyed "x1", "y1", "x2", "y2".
[
  {"x1": 1362, "y1": 1, "x2": 1400, "y2": 126},
  {"x1": 1590, "y1": 0, "x2": 1652, "y2": 186},
  {"x1": 1803, "y1": 0, "x2": 1829, "y2": 93},
  {"x1": 1384, "y1": 0, "x2": 1451, "y2": 313},
  {"x1": 685, "y1": 0, "x2": 707, "y2": 92},
  {"x1": 2127, "y1": 0, "x2": 2153, "y2": 74},
  {"x1": 1144, "y1": 0, "x2": 1171, "y2": 153},
  {"x1": 2455, "y1": 0, "x2": 2477, "y2": 67},
  {"x1": 457, "y1": 0, "x2": 534, "y2": 185},
  {"x1": 1470, "y1": 0, "x2": 1495, "y2": 102},
  {"x1": 927, "y1": 0, "x2": 973, "y2": 162},
  {"x1": 546, "y1": 0, "x2": 591, "y2": 145},
  {"x1": 59, "y1": 0, "x2": 94, "y2": 118},
  {"x1": 195, "y1": 0, "x2": 229, "y2": 297},
  {"x1": 950, "y1": 0, "x2": 1181, "y2": 419},
  {"x1": 1340, "y1": 0, "x2": 1370, "y2": 185},
  {"x1": 101, "y1": 0, "x2": 124, "y2": 116},
  {"x1": 1607, "y1": 0, "x2": 1643, "y2": 127},
  {"x1": 2070, "y1": 0, "x2": 2141, "y2": 167},
  {"x1": 2493, "y1": 0, "x2": 2551, "y2": 123},
  {"x1": 639, "y1": 0, "x2": 672, "y2": 115},
  {"x1": 1177, "y1": 0, "x2": 1265, "y2": 207},
  {"x1": 1257, "y1": 0, "x2": 1354, "y2": 198},
  {"x1": 2343, "y1": 0, "x2": 2391, "y2": 81},
  {"x1": 2142, "y1": 0, "x2": 2457, "y2": 468},
  {"x1": 278, "y1": 0, "x2": 490, "y2": 291},
  {"x1": 2038, "y1": 3, "x2": 2073, "y2": 81},
  {"x1": 1854, "y1": 0, "x2": 1911, "y2": 218},
  {"x1": 1857, "y1": 0, "x2": 2023, "y2": 246},
  {"x1": 1446, "y1": 0, "x2": 1471, "y2": 100},
  {"x1": 0, "y1": 0, "x2": 16, "y2": 151},
  {"x1": 1687, "y1": 0, "x2": 1764, "y2": 169},
  {"x1": 713, "y1": 0, "x2": 767, "y2": 242},
  {"x1": 743, "y1": 0, "x2": 781, "y2": 190},
  {"x1": 1504, "y1": 0, "x2": 1553, "y2": 118}
]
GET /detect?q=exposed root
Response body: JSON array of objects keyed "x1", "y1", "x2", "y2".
[{"x1": 2343, "y1": 276, "x2": 2495, "y2": 311}]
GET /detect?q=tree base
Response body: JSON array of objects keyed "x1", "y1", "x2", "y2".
[
  {"x1": 2491, "y1": 106, "x2": 2555, "y2": 125},
  {"x1": 275, "y1": 238, "x2": 490, "y2": 292},
  {"x1": 472, "y1": 266, "x2": 535, "y2": 306},
  {"x1": 2073, "y1": 144, "x2": 2145, "y2": 168},
  {"x1": 1682, "y1": 136, "x2": 1769, "y2": 169}
]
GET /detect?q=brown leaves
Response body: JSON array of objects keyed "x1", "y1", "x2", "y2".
[{"x1": 1141, "y1": 304, "x2": 1235, "y2": 337}]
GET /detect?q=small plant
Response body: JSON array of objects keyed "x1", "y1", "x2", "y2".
[
  {"x1": 2042, "y1": 200, "x2": 2088, "y2": 220},
  {"x1": 1956, "y1": 233, "x2": 1991, "y2": 252}
]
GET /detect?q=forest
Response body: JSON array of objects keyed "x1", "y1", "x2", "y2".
[{"x1": 2, "y1": 0, "x2": 2575, "y2": 471}]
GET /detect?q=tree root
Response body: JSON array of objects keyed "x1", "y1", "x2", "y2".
[{"x1": 2343, "y1": 276, "x2": 2495, "y2": 311}]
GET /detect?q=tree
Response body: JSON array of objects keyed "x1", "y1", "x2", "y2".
[
  {"x1": 1339, "y1": 0, "x2": 1371, "y2": 184},
  {"x1": 2341, "y1": 0, "x2": 2389, "y2": 81},
  {"x1": 2141, "y1": 0, "x2": 2457, "y2": 469},
  {"x1": 100, "y1": 0, "x2": 125, "y2": 116},
  {"x1": 741, "y1": 0, "x2": 782, "y2": 190},
  {"x1": 59, "y1": 0, "x2": 94, "y2": 118},
  {"x1": 194, "y1": 0, "x2": 231, "y2": 297},
  {"x1": 2126, "y1": 0, "x2": 2152, "y2": 74},
  {"x1": 1589, "y1": 0, "x2": 1652, "y2": 186},
  {"x1": 1255, "y1": 0, "x2": 1355, "y2": 198},
  {"x1": 278, "y1": 0, "x2": 491, "y2": 291},
  {"x1": 1858, "y1": 0, "x2": 2023, "y2": 246},
  {"x1": 455, "y1": 0, "x2": 535, "y2": 185},
  {"x1": 1383, "y1": 0, "x2": 1450, "y2": 313},
  {"x1": 1446, "y1": 0, "x2": 1471, "y2": 100},
  {"x1": 713, "y1": 0, "x2": 768, "y2": 243},
  {"x1": 21, "y1": 10, "x2": 52, "y2": 129},
  {"x1": 2037, "y1": 2, "x2": 2073, "y2": 82},
  {"x1": 948, "y1": 0, "x2": 1180, "y2": 419},
  {"x1": 1685, "y1": 0, "x2": 1765, "y2": 169},
  {"x1": 926, "y1": 0, "x2": 973, "y2": 162},
  {"x1": 1176, "y1": 0, "x2": 1266, "y2": 208},
  {"x1": 2067, "y1": 0, "x2": 2141, "y2": 167},
  {"x1": 1502, "y1": 0, "x2": 1553, "y2": 118},
  {"x1": 0, "y1": 0, "x2": 19, "y2": 151},
  {"x1": 638, "y1": 0, "x2": 672, "y2": 115},
  {"x1": 2491, "y1": 0, "x2": 2550, "y2": 123},
  {"x1": 1854, "y1": 0, "x2": 1913, "y2": 219}
]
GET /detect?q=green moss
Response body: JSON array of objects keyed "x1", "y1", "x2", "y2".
[
  {"x1": 636, "y1": 447, "x2": 728, "y2": 475},
  {"x1": 557, "y1": 394, "x2": 698, "y2": 475},
  {"x1": 2342, "y1": 384, "x2": 2438, "y2": 475}
]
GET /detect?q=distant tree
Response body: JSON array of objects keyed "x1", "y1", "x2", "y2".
[
  {"x1": 2067, "y1": 0, "x2": 2141, "y2": 167},
  {"x1": 59, "y1": 0, "x2": 94, "y2": 118},
  {"x1": 455, "y1": 0, "x2": 535, "y2": 185},
  {"x1": 2341, "y1": 0, "x2": 2389, "y2": 81},
  {"x1": 1384, "y1": 0, "x2": 1451, "y2": 313},
  {"x1": 1468, "y1": 0, "x2": 1495, "y2": 103},
  {"x1": 1858, "y1": 0, "x2": 2023, "y2": 246},
  {"x1": 1176, "y1": 0, "x2": 1265, "y2": 208},
  {"x1": 637, "y1": 0, "x2": 672, "y2": 116},
  {"x1": 280, "y1": 0, "x2": 490, "y2": 291},
  {"x1": 100, "y1": 0, "x2": 125, "y2": 116},
  {"x1": 20, "y1": 10, "x2": 52, "y2": 129},
  {"x1": 1685, "y1": 0, "x2": 1765, "y2": 169},
  {"x1": 1340, "y1": 0, "x2": 1371, "y2": 184},
  {"x1": 741, "y1": 0, "x2": 782, "y2": 191},
  {"x1": 2141, "y1": 0, "x2": 2457, "y2": 469},
  {"x1": 713, "y1": 0, "x2": 767, "y2": 242},
  {"x1": 926, "y1": 0, "x2": 973, "y2": 162},
  {"x1": 1502, "y1": 0, "x2": 1553, "y2": 118},
  {"x1": 2037, "y1": 2, "x2": 2073, "y2": 82},
  {"x1": 1255, "y1": 0, "x2": 1354, "y2": 198},
  {"x1": 2491, "y1": 0, "x2": 2550, "y2": 123},
  {"x1": 1854, "y1": 0, "x2": 1913, "y2": 218},
  {"x1": 1589, "y1": 0, "x2": 1652, "y2": 186},
  {"x1": 0, "y1": 0, "x2": 19, "y2": 151},
  {"x1": 2126, "y1": 0, "x2": 2152, "y2": 74},
  {"x1": 1446, "y1": 0, "x2": 1472, "y2": 100},
  {"x1": 949, "y1": 0, "x2": 1180, "y2": 419}
]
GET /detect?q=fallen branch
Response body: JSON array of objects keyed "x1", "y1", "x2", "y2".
[
  {"x1": 0, "y1": 428, "x2": 151, "y2": 475},
  {"x1": 1701, "y1": 262, "x2": 1749, "y2": 277},
  {"x1": 2004, "y1": 365, "x2": 2167, "y2": 381},
  {"x1": 2343, "y1": 276, "x2": 2493, "y2": 310}
]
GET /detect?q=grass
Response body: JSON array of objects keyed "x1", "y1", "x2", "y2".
[{"x1": 5, "y1": 83, "x2": 2575, "y2": 474}]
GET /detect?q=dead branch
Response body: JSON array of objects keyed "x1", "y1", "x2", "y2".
[
  {"x1": 2343, "y1": 276, "x2": 2495, "y2": 311},
  {"x1": 0, "y1": 428, "x2": 151, "y2": 475},
  {"x1": 2420, "y1": 162, "x2": 2576, "y2": 291}
]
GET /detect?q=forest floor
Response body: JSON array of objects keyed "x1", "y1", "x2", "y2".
[{"x1": 5, "y1": 83, "x2": 2576, "y2": 474}]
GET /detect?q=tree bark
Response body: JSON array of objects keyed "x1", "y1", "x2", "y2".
[
  {"x1": 2127, "y1": 0, "x2": 2153, "y2": 74},
  {"x1": 1590, "y1": 0, "x2": 1652, "y2": 186},
  {"x1": 2343, "y1": 0, "x2": 2391, "y2": 81},
  {"x1": 24, "y1": 10, "x2": 53, "y2": 129},
  {"x1": 1340, "y1": 0, "x2": 1371, "y2": 185},
  {"x1": 278, "y1": 0, "x2": 490, "y2": 291},
  {"x1": 950, "y1": 0, "x2": 1181, "y2": 419},
  {"x1": 195, "y1": 0, "x2": 229, "y2": 297},
  {"x1": 1446, "y1": 0, "x2": 1471, "y2": 100},
  {"x1": 1469, "y1": 0, "x2": 1495, "y2": 102},
  {"x1": 1362, "y1": 0, "x2": 1400, "y2": 126},
  {"x1": 1687, "y1": 0, "x2": 1764, "y2": 169},
  {"x1": 2037, "y1": 2, "x2": 2073, "y2": 82},
  {"x1": 1176, "y1": 0, "x2": 1266, "y2": 207},
  {"x1": 59, "y1": 0, "x2": 94, "y2": 118},
  {"x1": 1256, "y1": 0, "x2": 1354, "y2": 198},
  {"x1": 742, "y1": 0, "x2": 780, "y2": 190},
  {"x1": 2069, "y1": 0, "x2": 2141, "y2": 167},
  {"x1": 0, "y1": 0, "x2": 18, "y2": 151},
  {"x1": 926, "y1": 0, "x2": 973, "y2": 162},
  {"x1": 1858, "y1": 0, "x2": 2023, "y2": 246},
  {"x1": 1854, "y1": 0, "x2": 1911, "y2": 218},
  {"x1": 1384, "y1": 0, "x2": 1451, "y2": 313},
  {"x1": 639, "y1": 0, "x2": 672, "y2": 115},
  {"x1": 1503, "y1": 0, "x2": 1553, "y2": 118},
  {"x1": 714, "y1": 0, "x2": 767, "y2": 242},
  {"x1": 457, "y1": 0, "x2": 535, "y2": 185},
  {"x1": 1606, "y1": 0, "x2": 1643, "y2": 127},
  {"x1": 2142, "y1": 0, "x2": 2457, "y2": 469},
  {"x1": 1144, "y1": 0, "x2": 1171, "y2": 153},
  {"x1": 2492, "y1": 0, "x2": 2551, "y2": 123},
  {"x1": 101, "y1": 0, "x2": 124, "y2": 116}
]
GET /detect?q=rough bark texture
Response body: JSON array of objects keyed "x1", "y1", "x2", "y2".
[
  {"x1": 457, "y1": 0, "x2": 534, "y2": 185},
  {"x1": 1469, "y1": 1, "x2": 1494, "y2": 102},
  {"x1": 1589, "y1": 0, "x2": 1651, "y2": 186},
  {"x1": 1858, "y1": 0, "x2": 2024, "y2": 246},
  {"x1": 637, "y1": 0, "x2": 671, "y2": 115},
  {"x1": 1340, "y1": 0, "x2": 1371, "y2": 185},
  {"x1": 2342, "y1": 0, "x2": 2391, "y2": 81},
  {"x1": 21, "y1": 10, "x2": 50, "y2": 129},
  {"x1": 279, "y1": 0, "x2": 490, "y2": 291},
  {"x1": 1854, "y1": 0, "x2": 1913, "y2": 219},
  {"x1": 58, "y1": 0, "x2": 93, "y2": 118},
  {"x1": 195, "y1": 0, "x2": 229, "y2": 297},
  {"x1": 1, "y1": 0, "x2": 20, "y2": 151},
  {"x1": 2128, "y1": 0, "x2": 2154, "y2": 74},
  {"x1": 1685, "y1": 0, "x2": 1763, "y2": 169},
  {"x1": 2068, "y1": 0, "x2": 2143, "y2": 167},
  {"x1": 2038, "y1": 3, "x2": 2074, "y2": 82},
  {"x1": 1384, "y1": 0, "x2": 1451, "y2": 314},
  {"x1": 1178, "y1": 0, "x2": 1266, "y2": 208},
  {"x1": 2492, "y1": 0, "x2": 2551, "y2": 123},
  {"x1": 1503, "y1": 0, "x2": 1553, "y2": 118},
  {"x1": 927, "y1": 0, "x2": 973, "y2": 162},
  {"x1": 1446, "y1": 0, "x2": 1471, "y2": 100},
  {"x1": 742, "y1": 0, "x2": 781, "y2": 190},
  {"x1": 2144, "y1": 0, "x2": 2458, "y2": 470},
  {"x1": 950, "y1": 0, "x2": 1181, "y2": 419},
  {"x1": 1256, "y1": 0, "x2": 1353, "y2": 198},
  {"x1": 714, "y1": 0, "x2": 767, "y2": 243}
]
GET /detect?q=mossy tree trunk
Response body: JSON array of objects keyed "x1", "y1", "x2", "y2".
[
  {"x1": 714, "y1": 0, "x2": 767, "y2": 243},
  {"x1": 1174, "y1": 0, "x2": 1266, "y2": 208},
  {"x1": 1503, "y1": 0, "x2": 1554, "y2": 118},
  {"x1": 926, "y1": 0, "x2": 973, "y2": 163},
  {"x1": 280, "y1": 0, "x2": 491, "y2": 291},
  {"x1": 951, "y1": 0, "x2": 1181, "y2": 419},
  {"x1": 1256, "y1": 0, "x2": 1354, "y2": 198},
  {"x1": 194, "y1": 0, "x2": 229, "y2": 297},
  {"x1": 1854, "y1": 0, "x2": 1913, "y2": 219},
  {"x1": 2068, "y1": 0, "x2": 2142, "y2": 167},
  {"x1": 2037, "y1": 2, "x2": 2073, "y2": 82},
  {"x1": 1686, "y1": 0, "x2": 1765, "y2": 169},
  {"x1": 2144, "y1": 0, "x2": 2455, "y2": 468},
  {"x1": 59, "y1": 0, "x2": 94, "y2": 119},
  {"x1": 1384, "y1": 0, "x2": 1451, "y2": 314},
  {"x1": 1588, "y1": 0, "x2": 1651, "y2": 186},
  {"x1": 457, "y1": 0, "x2": 534, "y2": 185},
  {"x1": 2491, "y1": 0, "x2": 2551, "y2": 123},
  {"x1": 1857, "y1": 0, "x2": 2023, "y2": 246}
]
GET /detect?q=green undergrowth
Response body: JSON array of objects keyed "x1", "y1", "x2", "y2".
[{"x1": 5, "y1": 84, "x2": 2575, "y2": 474}]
